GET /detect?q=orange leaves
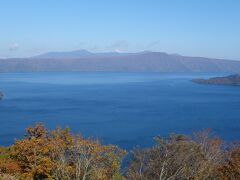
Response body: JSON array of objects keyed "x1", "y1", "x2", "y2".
[
  {"x1": 1, "y1": 123, "x2": 125, "y2": 179},
  {"x1": 218, "y1": 145, "x2": 240, "y2": 179},
  {"x1": 11, "y1": 137, "x2": 53, "y2": 179},
  {"x1": 4, "y1": 124, "x2": 240, "y2": 179},
  {"x1": 0, "y1": 147, "x2": 20, "y2": 176},
  {"x1": 25, "y1": 123, "x2": 47, "y2": 139}
]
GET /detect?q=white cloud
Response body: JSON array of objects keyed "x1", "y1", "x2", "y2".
[{"x1": 9, "y1": 43, "x2": 20, "y2": 51}]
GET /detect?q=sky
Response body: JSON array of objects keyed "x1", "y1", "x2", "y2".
[{"x1": 1, "y1": 0, "x2": 240, "y2": 59}]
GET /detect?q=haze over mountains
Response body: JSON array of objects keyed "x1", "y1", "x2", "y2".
[
  {"x1": 1, "y1": 50, "x2": 240, "y2": 73},
  {"x1": 32, "y1": 49, "x2": 133, "y2": 59}
]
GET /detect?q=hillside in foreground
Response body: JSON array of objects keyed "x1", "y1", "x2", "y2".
[
  {"x1": 1, "y1": 50, "x2": 240, "y2": 73},
  {"x1": 0, "y1": 124, "x2": 240, "y2": 179}
]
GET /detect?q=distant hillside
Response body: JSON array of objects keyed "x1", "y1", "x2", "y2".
[
  {"x1": 1, "y1": 50, "x2": 240, "y2": 73},
  {"x1": 192, "y1": 74, "x2": 240, "y2": 86},
  {"x1": 33, "y1": 49, "x2": 132, "y2": 59}
]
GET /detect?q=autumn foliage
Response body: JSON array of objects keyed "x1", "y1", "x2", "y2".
[
  {"x1": 126, "y1": 130, "x2": 240, "y2": 180},
  {"x1": 0, "y1": 123, "x2": 125, "y2": 180},
  {"x1": 0, "y1": 124, "x2": 240, "y2": 180}
]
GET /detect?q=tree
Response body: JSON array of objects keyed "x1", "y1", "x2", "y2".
[
  {"x1": 0, "y1": 146, "x2": 20, "y2": 175},
  {"x1": 1, "y1": 124, "x2": 240, "y2": 179},
  {"x1": 217, "y1": 142, "x2": 240, "y2": 179},
  {"x1": 8, "y1": 123, "x2": 126, "y2": 179},
  {"x1": 126, "y1": 130, "x2": 224, "y2": 180}
]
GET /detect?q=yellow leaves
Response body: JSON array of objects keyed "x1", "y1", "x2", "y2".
[
  {"x1": 1, "y1": 123, "x2": 125, "y2": 179},
  {"x1": 126, "y1": 131, "x2": 232, "y2": 180},
  {"x1": 217, "y1": 146, "x2": 240, "y2": 179},
  {"x1": 3, "y1": 125, "x2": 240, "y2": 179},
  {"x1": 25, "y1": 123, "x2": 46, "y2": 139}
]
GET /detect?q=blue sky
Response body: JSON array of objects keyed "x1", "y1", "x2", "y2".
[{"x1": 1, "y1": 0, "x2": 240, "y2": 59}]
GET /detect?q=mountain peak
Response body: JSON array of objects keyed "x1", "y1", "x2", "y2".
[
  {"x1": 33, "y1": 49, "x2": 133, "y2": 59},
  {"x1": 33, "y1": 49, "x2": 93, "y2": 59}
]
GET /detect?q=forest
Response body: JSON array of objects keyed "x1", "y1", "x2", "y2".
[{"x1": 0, "y1": 124, "x2": 239, "y2": 180}]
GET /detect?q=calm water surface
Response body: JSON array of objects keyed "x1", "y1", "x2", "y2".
[{"x1": 0, "y1": 72, "x2": 239, "y2": 149}]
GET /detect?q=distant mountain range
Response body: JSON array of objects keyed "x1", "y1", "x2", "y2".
[
  {"x1": 32, "y1": 49, "x2": 133, "y2": 59},
  {"x1": 1, "y1": 50, "x2": 240, "y2": 73}
]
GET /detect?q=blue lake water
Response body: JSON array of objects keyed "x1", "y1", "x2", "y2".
[{"x1": 0, "y1": 72, "x2": 240, "y2": 150}]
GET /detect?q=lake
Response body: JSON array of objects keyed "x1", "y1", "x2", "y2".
[{"x1": 0, "y1": 72, "x2": 240, "y2": 150}]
